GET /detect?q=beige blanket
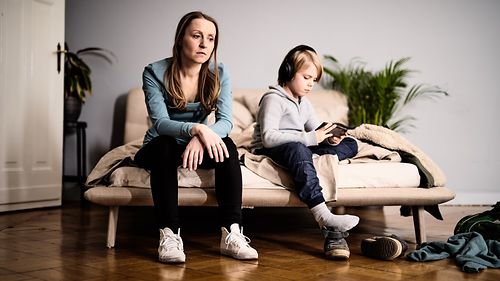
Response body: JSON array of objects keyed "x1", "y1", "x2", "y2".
[
  {"x1": 348, "y1": 124, "x2": 447, "y2": 187},
  {"x1": 243, "y1": 152, "x2": 341, "y2": 201},
  {"x1": 238, "y1": 123, "x2": 445, "y2": 202},
  {"x1": 86, "y1": 124, "x2": 445, "y2": 203},
  {"x1": 238, "y1": 123, "x2": 401, "y2": 202},
  {"x1": 86, "y1": 139, "x2": 142, "y2": 187},
  {"x1": 85, "y1": 138, "x2": 217, "y2": 189}
]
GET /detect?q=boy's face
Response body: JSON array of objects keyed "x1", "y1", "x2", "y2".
[{"x1": 286, "y1": 62, "x2": 318, "y2": 99}]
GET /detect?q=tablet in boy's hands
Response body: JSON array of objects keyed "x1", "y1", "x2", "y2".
[{"x1": 316, "y1": 122, "x2": 348, "y2": 138}]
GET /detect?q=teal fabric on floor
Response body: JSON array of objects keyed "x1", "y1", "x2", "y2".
[{"x1": 407, "y1": 232, "x2": 500, "y2": 273}]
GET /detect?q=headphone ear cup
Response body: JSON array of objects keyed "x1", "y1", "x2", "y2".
[
  {"x1": 284, "y1": 58, "x2": 294, "y2": 82},
  {"x1": 279, "y1": 45, "x2": 316, "y2": 85}
]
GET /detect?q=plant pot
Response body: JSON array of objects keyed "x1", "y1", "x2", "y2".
[{"x1": 64, "y1": 96, "x2": 82, "y2": 123}]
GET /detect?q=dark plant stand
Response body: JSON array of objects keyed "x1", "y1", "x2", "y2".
[{"x1": 63, "y1": 121, "x2": 87, "y2": 203}]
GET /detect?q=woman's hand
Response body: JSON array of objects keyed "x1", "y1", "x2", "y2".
[
  {"x1": 182, "y1": 136, "x2": 204, "y2": 170},
  {"x1": 191, "y1": 124, "x2": 229, "y2": 162},
  {"x1": 315, "y1": 122, "x2": 334, "y2": 143}
]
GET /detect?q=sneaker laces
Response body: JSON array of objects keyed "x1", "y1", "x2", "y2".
[
  {"x1": 321, "y1": 226, "x2": 349, "y2": 239},
  {"x1": 224, "y1": 227, "x2": 252, "y2": 255},
  {"x1": 160, "y1": 228, "x2": 183, "y2": 252}
]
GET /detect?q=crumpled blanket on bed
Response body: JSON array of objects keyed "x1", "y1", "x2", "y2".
[
  {"x1": 348, "y1": 124, "x2": 446, "y2": 187},
  {"x1": 86, "y1": 123, "x2": 446, "y2": 189},
  {"x1": 238, "y1": 123, "x2": 445, "y2": 202},
  {"x1": 86, "y1": 139, "x2": 142, "y2": 187},
  {"x1": 241, "y1": 138, "x2": 402, "y2": 202},
  {"x1": 85, "y1": 138, "x2": 216, "y2": 188},
  {"x1": 86, "y1": 124, "x2": 446, "y2": 216}
]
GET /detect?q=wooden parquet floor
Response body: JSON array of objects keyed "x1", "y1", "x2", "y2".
[{"x1": 0, "y1": 203, "x2": 499, "y2": 280}]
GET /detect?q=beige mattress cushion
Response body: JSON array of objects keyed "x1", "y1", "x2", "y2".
[{"x1": 108, "y1": 162, "x2": 420, "y2": 190}]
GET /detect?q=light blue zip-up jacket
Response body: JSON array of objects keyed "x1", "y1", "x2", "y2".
[
  {"x1": 141, "y1": 58, "x2": 233, "y2": 146},
  {"x1": 251, "y1": 85, "x2": 321, "y2": 152}
]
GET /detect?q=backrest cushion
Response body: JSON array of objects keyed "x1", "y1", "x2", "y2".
[
  {"x1": 231, "y1": 88, "x2": 348, "y2": 134},
  {"x1": 123, "y1": 88, "x2": 348, "y2": 143},
  {"x1": 124, "y1": 88, "x2": 149, "y2": 144}
]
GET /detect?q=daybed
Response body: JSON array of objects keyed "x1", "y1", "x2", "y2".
[{"x1": 84, "y1": 88, "x2": 455, "y2": 248}]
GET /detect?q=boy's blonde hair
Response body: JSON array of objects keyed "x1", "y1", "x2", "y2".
[
  {"x1": 278, "y1": 45, "x2": 323, "y2": 86},
  {"x1": 294, "y1": 50, "x2": 323, "y2": 81}
]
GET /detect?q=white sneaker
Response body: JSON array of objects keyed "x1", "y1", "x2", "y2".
[
  {"x1": 220, "y1": 223, "x2": 258, "y2": 260},
  {"x1": 158, "y1": 227, "x2": 186, "y2": 263}
]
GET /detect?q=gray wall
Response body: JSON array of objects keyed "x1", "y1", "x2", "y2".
[{"x1": 65, "y1": 0, "x2": 500, "y2": 204}]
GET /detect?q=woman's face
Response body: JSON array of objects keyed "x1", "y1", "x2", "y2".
[
  {"x1": 286, "y1": 62, "x2": 318, "y2": 99},
  {"x1": 180, "y1": 18, "x2": 216, "y2": 66}
]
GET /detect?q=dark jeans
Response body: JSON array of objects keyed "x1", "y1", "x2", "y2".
[
  {"x1": 134, "y1": 135, "x2": 242, "y2": 231},
  {"x1": 255, "y1": 138, "x2": 358, "y2": 208}
]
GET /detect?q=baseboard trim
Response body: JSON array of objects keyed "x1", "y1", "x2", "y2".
[{"x1": 444, "y1": 191, "x2": 500, "y2": 205}]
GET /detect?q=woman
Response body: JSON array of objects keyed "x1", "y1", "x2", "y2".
[{"x1": 135, "y1": 11, "x2": 258, "y2": 263}]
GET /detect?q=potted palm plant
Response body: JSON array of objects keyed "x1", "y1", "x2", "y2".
[
  {"x1": 323, "y1": 56, "x2": 448, "y2": 133},
  {"x1": 63, "y1": 43, "x2": 115, "y2": 122}
]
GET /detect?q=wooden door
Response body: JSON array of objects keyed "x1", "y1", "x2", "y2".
[{"x1": 0, "y1": 0, "x2": 65, "y2": 211}]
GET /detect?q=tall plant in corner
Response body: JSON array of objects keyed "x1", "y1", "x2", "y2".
[
  {"x1": 323, "y1": 56, "x2": 448, "y2": 132},
  {"x1": 63, "y1": 43, "x2": 115, "y2": 122}
]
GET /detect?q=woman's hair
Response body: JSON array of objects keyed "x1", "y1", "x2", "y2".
[
  {"x1": 278, "y1": 45, "x2": 323, "y2": 86},
  {"x1": 165, "y1": 11, "x2": 220, "y2": 113}
]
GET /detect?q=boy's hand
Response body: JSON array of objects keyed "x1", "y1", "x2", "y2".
[
  {"x1": 315, "y1": 122, "x2": 335, "y2": 143},
  {"x1": 327, "y1": 135, "x2": 345, "y2": 145}
]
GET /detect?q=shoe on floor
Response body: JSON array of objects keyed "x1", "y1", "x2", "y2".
[
  {"x1": 361, "y1": 234, "x2": 408, "y2": 260},
  {"x1": 322, "y1": 227, "x2": 350, "y2": 260},
  {"x1": 220, "y1": 223, "x2": 258, "y2": 260},
  {"x1": 158, "y1": 227, "x2": 186, "y2": 263}
]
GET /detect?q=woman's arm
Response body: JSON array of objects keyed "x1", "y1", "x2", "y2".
[
  {"x1": 208, "y1": 63, "x2": 233, "y2": 137},
  {"x1": 142, "y1": 63, "x2": 195, "y2": 138},
  {"x1": 189, "y1": 64, "x2": 232, "y2": 162}
]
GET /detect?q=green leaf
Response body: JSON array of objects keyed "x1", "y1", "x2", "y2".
[
  {"x1": 323, "y1": 55, "x2": 448, "y2": 132},
  {"x1": 63, "y1": 43, "x2": 115, "y2": 103}
]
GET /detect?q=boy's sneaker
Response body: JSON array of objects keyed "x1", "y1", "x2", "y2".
[
  {"x1": 322, "y1": 227, "x2": 350, "y2": 260},
  {"x1": 220, "y1": 223, "x2": 258, "y2": 260},
  {"x1": 361, "y1": 234, "x2": 408, "y2": 260},
  {"x1": 158, "y1": 227, "x2": 186, "y2": 263}
]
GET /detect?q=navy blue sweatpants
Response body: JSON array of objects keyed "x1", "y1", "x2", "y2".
[{"x1": 256, "y1": 137, "x2": 358, "y2": 208}]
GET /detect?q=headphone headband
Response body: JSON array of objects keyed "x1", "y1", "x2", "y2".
[
  {"x1": 286, "y1": 45, "x2": 316, "y2": 56},
  {"x1": 278, "y1": 45, "x2": 317, "y2": 86}
]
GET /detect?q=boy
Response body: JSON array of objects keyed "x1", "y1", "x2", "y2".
[{"x1": 251, "y1": 45, "x2": 359, "y2": 259}]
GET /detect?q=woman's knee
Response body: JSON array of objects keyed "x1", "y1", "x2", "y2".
[
  {"x1": 152, "y1": 136, "x2": 178, "y2": 155},
  {"x1": 139, "y1": 136, "x2": 180, "y2": 167},
  {"x1": 222, "y1": 137, "x2": 236, "y2": 149},
  {"x1": 222, "y1": 137, "x2": 238, "y2": 157}
]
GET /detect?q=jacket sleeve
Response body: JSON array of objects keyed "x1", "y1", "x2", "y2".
[
  {"x1": 208, "y1": 64, "x2": 233, "y2": 137},
  {"x1": 258, "y1": 94, "x2": 318, "y2": 148},
  {"x1": 142, "y1": 64, "x2": 194, "y2": 138}
]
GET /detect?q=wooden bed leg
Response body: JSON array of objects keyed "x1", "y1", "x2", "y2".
[
  {"x1": 411, "y1": 206, "x2": 426, "y2": 246},
  {"x1": 107, "y1": 206, "x2": 119, "y2": 248},
  {"x1": 331, "y1": 206, "x2": 346, "y2": 215}
]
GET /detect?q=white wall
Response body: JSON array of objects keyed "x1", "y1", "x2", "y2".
[{"x1": 65, "y1": 0, "x2": 500, "y2": 204}]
